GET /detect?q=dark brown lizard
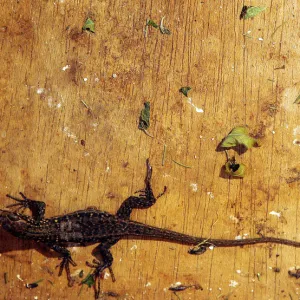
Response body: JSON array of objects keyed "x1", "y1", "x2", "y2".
[{"x1": 1, "y1": 159, "x2": 300, "y2": 298}]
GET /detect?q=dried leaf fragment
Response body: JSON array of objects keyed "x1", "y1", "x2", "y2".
[
  {"x1": 221, "y1": 126, "x2": 260, "y2": 149},
  {"x1": 159, "y1": 16, "x2": 171, "y2": 35},
  {"x1": 26, "y1": 279, "x2": 43, "y2": 289},
  {"x1": 179, "y1": 87, "x2": 191, "y2": 97},
  {"x1": 294, "y1": 95, "x2": 300, "y2": 104},
  {"x1": 240, "y1": 6, "x2": 266, "y2": 20},
  {"x1": 225, "y1": 160, "x2": 245, "y2": 178},
  {"x1": 138, "y1": 102, "x2": 151, "y2": 131},
  {"x1": 82, "y1": 18, "x2": 95, "y2": 33}
]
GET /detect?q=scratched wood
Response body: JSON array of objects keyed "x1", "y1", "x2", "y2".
[{"x1": 0, "y1": 0, "x2": 300, "y2": 299}]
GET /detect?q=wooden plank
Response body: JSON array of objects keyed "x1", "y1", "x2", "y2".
[{"x1": 0, "y1": 0, "x2": 300, "y2": 299}]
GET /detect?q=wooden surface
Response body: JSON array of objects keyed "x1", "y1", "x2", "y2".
[{"x1": 1, "y1": 0, "x2": 300, "y2": 299}]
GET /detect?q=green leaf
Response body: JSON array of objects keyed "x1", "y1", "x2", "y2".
[
  {"x1": 81, "y1": 273, "x2": 95, "y2": 288},
  {"x1": 240, "y1": 6, "x2": 266, "y2": 20},
  {"x1": 147, "y1": 19, "x2": 159, "y2": 28},
  {"x1": 294, "y1": 95, "x2": 300, "y2": 104},
  {"x1": 138, "y1": 102, "x2": 151, "y2": 130},
  {"x1": 225, "y1": 161, "x2": 245, "y2": 178},
  {"x1": 82, "y1": 18, "x2": 95, "y2": 33},
  {"x1": 221, "y1": 126, "x2": 259, "y2": 149},
  {"x1": 179, "y1": 87, "x2": 191, "y2": 97}
]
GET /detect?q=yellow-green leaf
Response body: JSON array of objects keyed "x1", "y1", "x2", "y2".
[
  {"x1": 225, "y1": 161, "x2": 245, "y2": 178},
  {"x1": 82, "y1": 18, "x2": 95, "y2": 33},
  {"x1": 221, "y1": 126, "x2": 259, "y2": 149},
  {"x1": 240, "y1": 6, "x2": 266, "y2": 20}
]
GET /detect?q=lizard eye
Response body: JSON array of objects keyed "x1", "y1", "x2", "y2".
[{"x1": 7, "y1": 214, "x2": 20, "y2": 221}]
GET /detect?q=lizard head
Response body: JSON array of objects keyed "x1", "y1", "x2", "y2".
[{"x1": 0, "y1": 210, "x2": 31, "y2": 237}]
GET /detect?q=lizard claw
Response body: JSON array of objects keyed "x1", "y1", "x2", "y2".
[
  {"x1": 56, "y1": 256, "x2": 77, "y2": 287},
  {"x1": 85, "y1": 259, "x2": 116, "y2": 299}
]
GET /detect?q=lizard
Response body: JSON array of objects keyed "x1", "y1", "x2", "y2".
[{"x1": 1, "y1": 159, "x2": 300, "y2": 299}]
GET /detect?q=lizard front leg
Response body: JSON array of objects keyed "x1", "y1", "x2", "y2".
[
  {"x1": 6, "y1": 193, "x2": 46, "y2": 223},
  {"x1": 47, "y1": 244, "x2": 77, "y2": 287}
]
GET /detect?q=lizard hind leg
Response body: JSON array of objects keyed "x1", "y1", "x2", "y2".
[
  {"x1": 86, "y1": 240, "x2": 116, "y2": 299},
  {"x1": 116, "y1": 159, "x2": 167, "y2": 220}
]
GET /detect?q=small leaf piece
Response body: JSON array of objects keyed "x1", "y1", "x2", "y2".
[
  {"x1": 179, "y1": 87, "x2": 191, "y2": 97},
  {"x1": 82, "y1": 18, "x2": 95, "y2": 33},
  {"x1": 138, "y1": 102, "x2": 151, "y2": 130},
  {"x1": 147, "y1": 19, "x2": 159, "y2": 28},
  {"x1": 225, "y1": 161, "x2": 245, "y2": 178},
  {"x1": 81, "y1": 273, "x2": 95, "y2": 288},
  {"x1": 294, "y1": 95, "x2": 300, "y2": 104},
  {"x1": 240, "y1": 6, "x2": 266, "y2": 20},
  {"x1": 221, "y1": 126, "x2": 259, "y2": 149}
]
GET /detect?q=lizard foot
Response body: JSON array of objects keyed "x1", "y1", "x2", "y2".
[
  {"x1": 57, "y1": 256, "x2": 77, "y2": 287},
  {"x1": 6, "y1": 193, "x2": 31, "y2": 212},
  {"x1": 86, "y1": 259, "x2": 114, "y2": 299}
]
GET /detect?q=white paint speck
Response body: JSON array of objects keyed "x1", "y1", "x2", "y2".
[
  {"x1": 17, "y1": 274, "x2": 24, "y2": 281},
  {"x1": 293, "y1": 126, "x2": 300, "y2": 136},
  {"x1": 247, "y1": 30, "x2": 251, "y2": 34},
  {"x1": 103, "y1": 272, "x2": 110, "y2": 279},
  {"x1": 130, "y1": 245, "x2": 138, "y2": 251},
  {"x1": 236, "y1": 269, "x2": 241, "y2": 274},
  {"x1": 34, "y1": 297, "x2": 38, "y2": 300},
  {"x1": 62, "y1": 127, "x2": 78, "y2": 142},
  {"x1": 209, "y1": 245, "x2": 214, "y2": 250},
  {"x1": 36, "y1": 88, "x2": 45, "y2": 94},
  {"x1": 293, "y1": 139, "x2": 300, "y2": 146},
  {"x1": 112, "y1": 73, "x2": 117, "y2": 78},
  {"x1": 169, "y1": 282, "x2": 182, "y2": 289},
  {"x1": 272, "y1": 130, "x2": 275, "y2": 134},
  {"x1": 187, "y1": 98, "x2": 204, "y2": 113},
  {"x1": 207, "y1": 192, "x2": 214, "y2": 199},
  {"x1": 145, "y1": 282, "x2": 151, "y2": 287},
  {"x1": 95, "y1": 77, "x2": 99, "y2": 82},
  {"x1": 199, "y1": 135, "x2": 203, "y2": 139},
  {"x1": 190, "y1": 183, "x2": 198, "y2": 192},
  {"x1": 229, "y1": 280, "x2": 238, "y2": 287},
  {"x1": 62, "y1": 65, "x2": 70, "y2": 71},
  {"x1": 229, "y1": 215, "x2": 239, "y2": 223},
  {"x1": 47, "y1": 96, "x2": 62, "y2": 109},
  {"x1": 258, "y1": 37, "x2": 264, "y2": 41},
  {"x1": 269, "y1": 211, "x2": 281, "y2": 218},
  {"x1": 83, "y1": 77, "x2": 88, "y2": 82},
  {"x1": 235, "y1": 235, "x2": 242, "y2": 240}
]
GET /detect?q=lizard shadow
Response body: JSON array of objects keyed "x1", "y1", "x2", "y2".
[{"x1": 0, "y1": 228, "x2": 59, "y2": 259}]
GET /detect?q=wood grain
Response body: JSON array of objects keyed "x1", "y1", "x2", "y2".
[{"x1": 1, "y1": 0, "x2": 300, "y2": 299}]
